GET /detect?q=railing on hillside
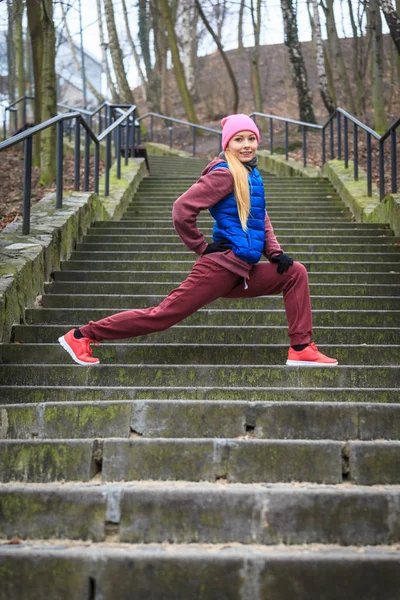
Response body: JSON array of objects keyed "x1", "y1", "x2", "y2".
[
  {"x1": 3, "y1": 96, "x2": 35, "y2": 139},
  {"x1": 136, "y1": 112, "x2": 222, "y2": 156},
  {"x1": 250, "y1": 109, "x2": 399, "y2": 200},
  {"x1": 0, "y1": 103, "x2": 137, "y2": 235}
]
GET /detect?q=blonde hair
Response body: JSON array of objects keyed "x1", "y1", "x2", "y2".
[{"x1": 225, "y1": 150, "x2": 250, "y2": 231}]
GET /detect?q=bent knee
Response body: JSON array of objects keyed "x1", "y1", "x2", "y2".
[{"x1": 291, "y1": 261, "x2": 309, "y2": 279}]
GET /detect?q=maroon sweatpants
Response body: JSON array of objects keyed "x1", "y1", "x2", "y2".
[{"x1": 80, "y1": 256, "x2": 313, "y2": 346}]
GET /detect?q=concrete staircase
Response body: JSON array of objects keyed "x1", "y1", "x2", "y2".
[{"x1": 1, "y1": 155, "x2": 400, "y2": 599}]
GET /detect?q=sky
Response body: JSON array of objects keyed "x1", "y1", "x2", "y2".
[{"x1": 0, "y1": 0, "x2": 390, "y2": 89}]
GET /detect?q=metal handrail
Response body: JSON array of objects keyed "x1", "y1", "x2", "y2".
[
  {"x1": 136, "y1": 112, "x2": 222, "y2": 156},
  {"x1": 3, "y1": 96, "x2": 35, "y2": 139},
  {"x1": 0, "y1": 104, "x2": 137, "y2": 234},
  {"x1": 250, "y1": 108, "x2": 399, "y2": 200}
]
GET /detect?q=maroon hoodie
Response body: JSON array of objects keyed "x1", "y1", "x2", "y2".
[{"x1": 172, "y1": 157, "x2": 283, "y2": 279}]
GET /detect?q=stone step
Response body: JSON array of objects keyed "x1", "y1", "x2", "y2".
[
  {"x1": 41, "y1": 293, "x2": 400, "y2": 311},
  {"x1": 1, "y1": 400, "x2": 399, "y2": 440},
  {"x1": 60, "y1": 260, "x2": 400, "y2": 274},
  {"x1": 1, "y1": 542, "x2": 399, "y2": 600},
  {"x1": 24, "y1": 307, "x2": 400, "y2": 328},
  {"x1": 13, "y1": 324, "x2": 399, "y2": 345},
  {"x1": 72, "y1": 246, "x2": 400, "y2": 261},
  {"x1": 84, "y1": 232, "x2": 398, "y2": 244},
  {"x1": 44, "y1": 280, "x2": 400, "y2": 296},
  {"x1": 92, "y1": 220, "x2": 389, "y2": 230},
  {"x1": 1, "y1": 482, "x2": 400, "y2": 546},
  {"x1": 1, "y1": 365, "x2": 398, "y2": 389},
  {"x1": 2, "y1": 344, "x2": 398, "y2": 366},
  {"x1": 1, "y1": 438, "x2": 399, "y2": 484},
  {"x1": 0, "y1": 385, "x2": 396, "y2": 404}
]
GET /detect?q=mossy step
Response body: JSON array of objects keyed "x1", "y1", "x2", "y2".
[
  {"x1": 1, "y1": 483, "x2": 400, "y2": 545},
  {"x1": 92, "y1": 221, "x2": 389, "y2": 230},
  {"x1": 24, "y1": 307, "x2": 400, "y2": 328},
  {"x1": 82, "y1": 228, "x2": 393, "y2": 238},
  {"x1": 1, "y1": 400, "x2": 399, "y2": 440},
  {"x1": 44, "y1": 281, "x2": 400, "y2": 296},
  {"x1": 60, "y1": 260, "x2": 400, "y2": 274},
  {"x1": 41, "y1": 293, "x2": 400, "y2": 311},
  {"x1": 3, "y1": 344, "x2": 399, "y2": 366},
  {"x1": 1, "y1": 365, "x2": 398, "y2": 389},
  {"x1": 0, "y1": 385, "x2": 396, "y2": 404},
  {"x1": 14, "y1": 323, "x2": 399, "y2": 345},
  {"x1": 1, "y1": 543, "x2": 399, "y2": 600}
]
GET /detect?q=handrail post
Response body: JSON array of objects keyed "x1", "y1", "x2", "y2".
[
  {"x1": 303, "y1": 126, "x2": 307, "y2": 167},
  {"x1": 322, "y1": 127, "x2": 326, "y2": 165},
  {"x1": 105, "y1": 133, "x2": 111, "y2": 196},
  {"x1": 116, "y1": 124, "x2": 121, "y2": 179},
  {"x1": 379, "y1": 141, "x2": 385, "y2": 200},
  {"x1": 330, "y1": 118, "x2": 334, "y2": 159},
  {"x1": 84, "y1": 129, "x2": 90, "y2": 191},
  {"x1": 366, "y1": 132, "x2": 372, "y2": 197},
  {"x1": 354, "y1": 125, "x2": 358, "y2": 181},
  {"x1": 337, "y1": 112, "x2": 341, "y2": 160},
  {"x1": 22, "y1": 136, "x2": 33, "y2": 235},
  {"x1": 56, "y1": 121, "x2": 64, "y2": 208},
  {"x1": 169, "y1": 120, "x2": 173, "y2": 149},
  {"x1": 391, "y1": 129, "x2": 397, "y2": 194},
  {"x1": 74, "y1": 117, "x2": 80, "y2": 191},
  {"x1": 285, "y1": 121, "x2": 289, "y2": 160},
  {"x1": 192, "y1": 126, "x2": 196, "y2": 157},
  {"x1": 94, "y1": 143, "x2": 100, "y2": 194},
  {"x1": 270, "y1": 118, "x2": 273, "y2": 154},
  {"x1": 150, "y1": 114, "x2": 154, "y2": 141},
  {"x1": 125, "y1": 118, "x2": 129, "y2": 165},
  {"x1": 344, "y1": 116, "x2": 348, "y2": 168}
]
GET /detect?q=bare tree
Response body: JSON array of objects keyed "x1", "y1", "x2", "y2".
[
  {"x1": 7, "y1": 0, "x2": 16, "y2": 104},
  {"x1": 348, "y1": 0, "x2": 366, "y2": 115},
  {"x1": 61, "y1": 3, "x2": 104, "y2": 104},
  {"x1": 40, "y1": 0, "x2": 57, "y2": 185},
  {"x1": 103, "y1": 0, "x2": 134, "y2": 104},
  {"x1": 179, "y1": 0, "x2": 198, "y2": 97},
  {"x1": 369, "y1": 0, "x2": 388, "y2": 132},
  {"x1": 380, "y1": 0, "x2": 400, "y2": 54},
  {"x1": 250, "y1": 0, "x2": 263, "y2": 112},
  {"x1": 121, "y1": 0, "x2": 147, "y2": 102},
  {"x1": 14, "y1": 0, "x2": 25, "y2": 125},
  {"x1": 27, "y1": 0, "x2": 42, "y2": 164},
  {"x1": 312, "y1": 0, "x2": 335, "y2": 113},
  {"x1": 195, "y1": 0, "x2": 239, "y2": 113},
  {"x1": 238, "y1": 0, "x2": 245, "y2": 51},
  {"x1": 95, "y1": 0, "x2": 119, "y2": 103},
  {"x1": 160, "y1": 0, "x2": 200, "y2": 123},
  {"x1": 281, "y1": 0, "x2": 316, "y2": 123}
]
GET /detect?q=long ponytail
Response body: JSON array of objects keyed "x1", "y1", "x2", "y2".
[{"x1": 225, "y1": 150, "x2": 250, "y2": 231}]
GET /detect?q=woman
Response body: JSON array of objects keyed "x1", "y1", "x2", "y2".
[{"x1": 59, "y1": 114, "x2": 338, "y2": 367}]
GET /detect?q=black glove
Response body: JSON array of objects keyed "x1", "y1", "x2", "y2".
[
  {"x1": 203, "y1": 240, "x2": 232, "y2": 255},
  {"x1": 270, "y1": 253, "x2": 294, "y2": 274}
]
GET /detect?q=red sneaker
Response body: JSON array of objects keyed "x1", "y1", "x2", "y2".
[
  {"x1": 58, "y1": 329, "x2": 100, "y2": 366},
  {"x1": 287, "y1": 342, "x2": 338, "y2": 367}
]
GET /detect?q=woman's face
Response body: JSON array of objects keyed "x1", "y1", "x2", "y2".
[{"x1": 226, "y1": 130, "x2": 258, "y2": 163}]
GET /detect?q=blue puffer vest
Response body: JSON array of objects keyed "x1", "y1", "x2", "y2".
[{"x1": 209, "y1": 162, "x2": 266, "y2": 264}]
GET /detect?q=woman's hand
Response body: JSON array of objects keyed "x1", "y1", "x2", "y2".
[
  {"x1": 202, "y1": 240, "x2": 233, "y2": 255},
  {"x1": 270, "y1": 253, "x2": 294, "y2": 274}
]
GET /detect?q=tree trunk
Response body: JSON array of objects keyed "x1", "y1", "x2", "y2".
[
  {"x1": 323, "y1": 45, "x2": 337, "y2": 105},
  {"x1": 14, "y1": 0, "x2": 25, "y2": 126},
  {"x1": 151, "y1": 0, "x2": 168, "y2": 114},
  {"x1": 95, "y1": 0, "x2": 119, "y2": 103},
  {"x1": 312, "y1": 0, "x2": 335, "y2": 113},
  {"x1": 238, "y1": 0, "x2": 245, "y2": 51},
  {"x1": 121, "y1": 0, "x2": 147, "y2": 102},
  {"x1": 370, "y1": 0, "x2": 388, "y2": 132},
  {"x1": 380, "y1": 0, "x2": 400, "y2": 54},
  {"x1": 103, "y1": 0, "x2": 134, "y2": 104},
  {"x1": 7, "y1": 0, "x2": 16, "y2": 105},
  {"x1": 323, "y1": 0, "x2": 356, "y2": 113},
  {"x1": 180, "y1": 0, "x2": 197, "y2": 97},
  {"x1": 160, "y1": 0, "x2": 200, "y2": 123},
  {"x1": 347, "y1": 0, "x2": 365, "y2": 115},
  {"x1": 250, "y1": 0, "x2": 263, "y2": 112},
  {"x1": 27, "y1": 0, "x2": 43, "y2": 165},
  {"x1": 281, "y1": 0, "x2": 316, "y2": 123},
  {"x1": 39, "y1": 0, "x2": 57, "y2": 185},
  {"x1": 195, "y1": 0, "x2": 239, "y2": 113},
  {"x1": 61, "y1": 3, "x2": 104, "y2": 105},
  {"x1": 397, "y1": 0, "x2": 400, "y2": 86}
]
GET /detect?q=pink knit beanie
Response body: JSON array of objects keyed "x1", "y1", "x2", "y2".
[{"x1": 221, "y1": 114, "x2": 260, "y2": 151}]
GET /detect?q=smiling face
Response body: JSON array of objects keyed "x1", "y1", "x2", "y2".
[{"x1": 226, "y1": 130, "x2": 259, "y2": 163}]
